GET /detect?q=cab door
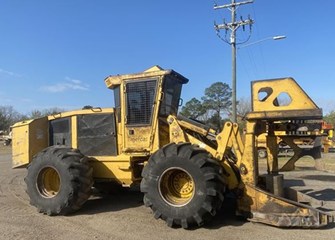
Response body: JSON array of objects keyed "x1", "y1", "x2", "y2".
[{"x1": 123, "y1": 79, "x2": 158, "y2": 152}]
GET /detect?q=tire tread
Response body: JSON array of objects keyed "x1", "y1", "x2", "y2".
[
  {"x1": 25, "y1": 146, "x2": 93, "y2": 216},
  {"x1": 141, "y1": 143, "x2": 225, "y2": 228}
]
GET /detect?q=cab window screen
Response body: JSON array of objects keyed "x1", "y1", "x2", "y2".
[
  {"x1": 126, "y1": 80, "x2": 156, "y2": 125},
  {"x1": 159, "y1": 77, "x2": 182, "y2": 117},
  {"x1": 49, "y1": 118, "x2": 71, "y2": 146},
  {"x1": 77, "y1": 114, "x2": 117, "y2": 156},
  {"x1": 114, "y1": 86, "x2": 121, "y2": 123}
]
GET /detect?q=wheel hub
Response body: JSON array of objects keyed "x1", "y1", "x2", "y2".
[
  {"x1": 37, "y1": 167, "x2": 61, "y2": 198},
  {"x1": 159, "y1": 168, "x2": 195, "y2": 207}
]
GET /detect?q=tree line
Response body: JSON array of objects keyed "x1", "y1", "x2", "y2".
[
  {"x1": 0, "y1": 106, "x2": 64, "y2": 132},
  {"x1": 180, "y1": 82, "x2": 251, "y2": 129},
  {"x1": 0, "y1": 105, "x2": 97, "y2": 132}
]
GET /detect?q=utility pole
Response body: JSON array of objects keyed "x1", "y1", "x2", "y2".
[{"x1": 214, "y1": 0, "x2": 254, "y2": 123}]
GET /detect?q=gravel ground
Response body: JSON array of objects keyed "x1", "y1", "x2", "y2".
[{"x1": 1, "y1": 145, "x2": 335, "y2": 240}]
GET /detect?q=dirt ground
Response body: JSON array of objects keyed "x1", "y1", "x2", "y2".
[{"x1": 1, "y1": 145, "x2": 335, "y2": 240}]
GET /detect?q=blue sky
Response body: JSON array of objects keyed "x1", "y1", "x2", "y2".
[{"x1": 1, "y1": 1, "x2": 335, "y2": 115}]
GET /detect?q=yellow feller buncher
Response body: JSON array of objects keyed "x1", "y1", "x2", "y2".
[{"x1": 12, "y1": 66, "x2": 334, "y2": 228}]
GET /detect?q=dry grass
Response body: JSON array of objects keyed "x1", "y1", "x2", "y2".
[
  {"x1": 318, "y1": 153, "x2": 335, "y2": 172},
  {"x1": 289, "y1": 154, "x2": 335, "y2": 172},
  {"x1": 258, "y1": 153, "x2": 335, "y2": 173}
]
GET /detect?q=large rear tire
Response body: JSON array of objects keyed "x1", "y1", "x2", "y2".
[
  {"x1": 25, "y1": 146, "x2": 93, "y2": 215},
  {"x1": 141, "y1": 143, "x2": 225, "y2": 228}
]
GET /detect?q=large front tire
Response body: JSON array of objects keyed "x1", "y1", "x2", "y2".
[
  {"x1": 25, "y1": 146, "x2": 93, "y2": 215},
  {"x1": 141, "y1": 143, "x2": 225, "y2": 228}
]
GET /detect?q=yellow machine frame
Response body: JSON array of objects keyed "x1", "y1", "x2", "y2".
[{"x1": 11, "y1": 67, "x2": 334, "y2": 228}]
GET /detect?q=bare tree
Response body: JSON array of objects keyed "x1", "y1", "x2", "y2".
[
  {"x1": 236, "y1": 97, "x2": 251, "y2": 131},
  {"x1": 0, "y1": 106, "x2": 25, "y2": 131},
  {"x1": 237, "y1": 97, "x2": 251, "y2": 119},
  {"x1": 29, "y1": 108, "x2": 65, "y2": 119}
]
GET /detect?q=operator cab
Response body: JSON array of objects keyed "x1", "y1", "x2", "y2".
[{"x1": 105, "y1": 65, "x2": 188, "y2": 153}]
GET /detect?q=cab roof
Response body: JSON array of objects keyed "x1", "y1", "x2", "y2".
[{"x1": 104, "y1": 65, "x2": 189, "y2": 89}]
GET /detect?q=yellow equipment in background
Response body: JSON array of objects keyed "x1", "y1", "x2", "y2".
[
  {"x1": 12, "y1": 66, "x2": 334, "y2": 228},
  {"x1": 256, "y1": 121, "x2": 334, "y2": 167},
  {"x1": 322, "y1": 121, "x2": 335, "y2": 153}
]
